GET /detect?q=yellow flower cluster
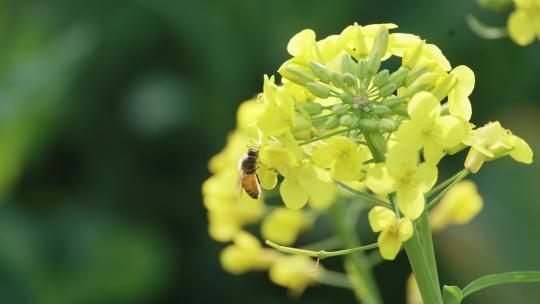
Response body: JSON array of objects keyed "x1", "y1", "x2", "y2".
[
  {"x1": 508, "y1": 0, "x2": 540, "y2": 46},
  {"x1": 203, "y1": 22, "x2": 534, "y2": 287}
]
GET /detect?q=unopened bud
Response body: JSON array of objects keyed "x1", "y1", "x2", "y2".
[
  {"x1": 343, "y1": 73, "x2": 357, "y2": 87},
  {"x1": 280, "y1": 65, "x2": 314, "y2": 85},
  {"x1": 356, "y1": 59, "x2": 368, "y2": 79},
  {"x1": 371, "y1": 105, "x2": 392, "y2": 115},
  {"x1": 332, "y1": 104, "x2": 348, "y2": 115},
  {"x1": 388, "y1": 67, "x2": 409, "y2": 87},
  {"x1": 298, "y1": 102, "x2": 322, "y2": 115},
  {"x1": 392, "y1": 104, "x2": 408, "y2": 116},
  {"x1": 367, "y1": 49, "x2": 382, "y2": 75},
  {"x1": 464, "y1": 148, "x2": 485, "y2": 174},
  {"x1": 358, "y1": 119, "x2": 379, "y2": 132},
  {"x1": 339, "y1": 114, "x2": 358, "y2": 127},
  {"x1": 403, "y1": 41, "x2": 425, "y2": 69},
  {"x1": 378, "y1": 118, "x2": 399, "y2": 132},
  {"x1": 378, "y1": 83, "x2": 397, "y2": 97},
  {"x1": 373, "y1": 69, "x2": 390, "y2": 87},
  {"x1": 309, "y1": 61, "x2": 331, "y2": 83},
  {"x1": 341, "y1": 54, "x2": 357, "y2": 75},
  {"x1": 431, "y1": 74, "x2": 457, "y2": 101},
  {"x1": 306, "y1": 82, "x2": 331, "y2": 98},
  {"x1": 324, "y1": 115, "x2": 340, "y2": 130},
  {"x1": 406, "y1": 72, "x2": 440, "y2": 96},
  {"x1": 405, "y1": 65, "x2": 429, "y2": 86},
  {"x1": 340, "y1": 92, "x2": 354, "y2": 104},
  {"x1": 382, "y1": 96, "x2": 406, "y2": 108},
  {"x1": 330, "y1": 71, "x2": 346, "y2": 88},
  {"x1": 293, "y1": 115, "x2": 312, "y2": 132}
]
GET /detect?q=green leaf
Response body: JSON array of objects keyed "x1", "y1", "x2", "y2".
[
  {"x1": 442, "y1": 285, "x2": 463, "y2": 304},
  {"x1": 462, "y1": 271, "x2": 540, "y2": 298}
]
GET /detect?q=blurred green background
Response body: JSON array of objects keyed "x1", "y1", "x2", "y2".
[{"x1": 0, "y1": 0, "x2": 538, "y2": 303}]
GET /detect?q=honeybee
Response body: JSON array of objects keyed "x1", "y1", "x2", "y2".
[{"x1": 238, "y1": 148, "x2": 261, "y2": 199}]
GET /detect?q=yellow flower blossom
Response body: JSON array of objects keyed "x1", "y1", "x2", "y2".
[
  {"x1": 257, "y1": 76, "x2": 295, "y2": 136},
  {"x1": 261, "y1": 208, "x2": 312, "y2": 246},
  {"x1": 508, "y1": 0, "x2": 540, "y2": 46},
  {"x1": 395, "y1": 91, "x2": 466, "y2": 165},
  {"x1": 312, "y1": 136, "x2": 371, "y2": 182},
  {"x1": 220, "y1": 231, "x2": 278, "y2": 275},
  {"x1": 448, "y1": 65, "x2": 475, "y2": 122},
  {"x1": 269, "y1": 255, "x2": 320, "y2": 296},
  {"x1": 367, "y1": 143, "x2": 438, "y2": 219},
  {"x1": 368, "y1": 206, "x2": 413, "y2": 260},
  {"x1": 464, "y1": 121, "x2": 533, "y2": 173},
  {"x1": 430, "y1": 180, "x2": 483, "y2": 231}
]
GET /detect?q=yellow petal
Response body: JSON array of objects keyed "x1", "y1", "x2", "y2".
[
  {"x1": 437, "y1": 115, "x2": 467, "y2": 147},
  {"x1": 280, "y1": 175, "x2": 308, "y2": 210},
  {"x1": 423, "y1": 139, "x2": 445, "y2": 165},
  {"x1": 509, "y1": 135, "x2": 534, "y2": 164},
  {"x1": 398, "y1": 218, "x2": 414, "y2": 242},
  {"x1": 260, "y1": 145, "x2": 298, "y2": 175},
  {"x1": 508, "y1": 9, "x2": 536, "y2": 46},
  {"x1": 368, "y1": 206, "x2": 397, "y2": 232},
  {"x1": 366, "y1": 164, "x2": 397, "y2": 194},
  {"x1": 450, "y1": 65, "x2": 475, "y2": 97},
  {"x1": 397, "y1": 186, "x2": 425, "y2": 220},
  {"x1": 394, "y1": 120, "x2": 423, "y2": 150},
  {"x1": 448, "y1": 90, "x2": 472, "y2": 121},
  {"x1": 297, "y1": 164, "x2": 329, "y2": 197},
  {"x1": 386, "y1": 143, "x2": 419, "y2": 179},
  {"x1": 378, "y1": 229, "x2": 402, "y2": 260},
  {"x1": 412, "y1": 162, "x2": 438, "y2": 193},
  {"x1": 287, "y1": 29, "x2": 316, "y2": 57},
  {"x1": 258, "y1": 163, "x2": 278, "y2": 190},
  {"x1": 261, "y1": 208, "x2": 310, "y2": 246},
  {"x1": 408, "y1": 91, "x2": 440, "y2": 127}
]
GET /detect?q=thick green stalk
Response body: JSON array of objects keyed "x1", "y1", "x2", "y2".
[
  {"x1": 416, "y1": 211, "x2": 440, "y2": 292},
  {"x1": 403, "y1": 226, "x2": 443, "y2": 304},
  {"x1": 331, "y1": 201, "x2": 383, "y2": 304}
]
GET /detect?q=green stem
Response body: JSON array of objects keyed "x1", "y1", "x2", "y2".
[
  {"x1": 331, "y1": 200, "x2": 383, "y2": 304},
  {"x1": 333, "y1": 180, "x2": 393, "y2": 209},
  {"x1": 403, "y1": 226, "x2": 444, "y2": 304},
  {"x1": 426, "y1": 169, "x2": 470, "y2": 210},
  {"x1": 316, "y1": 270, "x2": 354, "y2": 289},
  {"x1": 265, "y1": 240, "x2": 378, "y2": 259},
  {"x1": 299, "y1": 127, "x2": 355, "y2": 146},
  {"x1": 416, "y1": 211, "x2": 440, "y2": 292},
  {"x1": 426, "y1": 168, "x2": 469, "y2": 198}
]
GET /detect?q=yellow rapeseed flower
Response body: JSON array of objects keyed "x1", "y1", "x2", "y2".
[
  {"x1": 220, "y1": 231, "x2": 278, "y2": 275},
  {"x1": 368, "y1": 206, "x2": 413, "y2": 260},
  {"x1": 269, "y1": 255, "x2": 320, "y2": 296},
  {"x1": 367, "y1": 143, "x2": 438, "y2": 219},
  {"x1": 508, "y1": 0, "x2": 540, "y2": 45},
  {"x1": 261, "y1": 208, "x2": 312, "y2": 246},
  {"x1": 464, "y1": 121, "x2": 533, "y2": 173}
]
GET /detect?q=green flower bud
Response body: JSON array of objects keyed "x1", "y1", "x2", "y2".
[
  {"x1": 404, "y1": 65, "x2": 429, "y2": 86},
  {"x1": 431, "y1": 74, "x2": 457, "y2": 101},
  {"x1": 306, "y1": 82, "x2": 331, "y2": 99},
  {"x1": 293, "y1": 129, "x2": 312, "y2": 141},
  {"x1": 331, "y1": 104, "x2": 348, "y2": 115},
  {"x1": 324, "y1": 115, "x2": 340, "y2": 129},
  {"x1": 365, "y1": 132, "x2": 387, "y2": 155},
  {"x1": 388, "y1": 67, "x2": 409, "y2": 87},
  {"x1": 298, "y1": 102, "x2": 323, "y2": 115},
  {"x1": 309, "y1": 61, "x2": 331, "y2": 83},
  {"x1": 373, "y1": 69, "x2": 390, "y2": 87},
  {"x1": 382, "y1": 96, "x2": 406, "y2": 108},
  {"x1": 293, "y1": 115, "x2": 312, "y2": 132},
  {"x1": 343, "y1": 73, "x2": 357, "y2": 87},
  {"x1": 378, "y1": 118, "x2": 399, "y2": 132},
  {"x1": 340, "y1": 92, "x2": 354, "y2": 104},
  {"x1": 371, "y1": 104, "x2": 392, "y2": 115},
  {"x1": 358, "y1": 119, "x2": 379, "y2": 132},
  {"x1": 339, "y1": 114, "x2": 358, "y2": 127},
  {"x1": 378, "y1": 83, "x2": 397, "y2": 97},
  {"x1": 355, "y1": 59, "x2": 368, "y2": 79},
  {"x1": 353, "y1": 23, "x2": 369, "y2": 57},
  {"x1": 392, "y1": 104, "x2": 408, "y2": 116},
  {"x1": 367, "y1": 49, "x2": 381, "y2": 75},
  {"x1": 372, "y1": 26, "x2": 389, "y2": 59},
  {"x1": 403, "y1": 41, "x2": 425, "y2": 69},
  {"x1": 280, "y1": 66, "x2": 314, "y2": 85},
  {"x1": 406, "y1": 72, "x2": 440, "y2": 96},
  {"x1": 330, "y1": 71, "x2": 346, "y2": 88},
  {"x1": 341, "y1": 54, "x2": 357, "y2": 75}
]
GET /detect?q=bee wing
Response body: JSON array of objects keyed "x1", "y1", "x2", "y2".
[{"x1": 237, "y1": 170, "x2": 245, "y2": 198}]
